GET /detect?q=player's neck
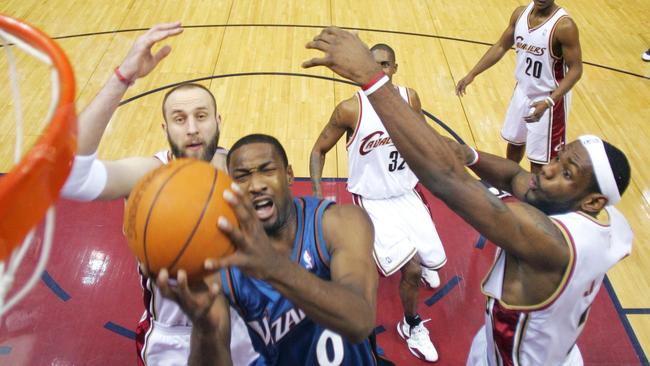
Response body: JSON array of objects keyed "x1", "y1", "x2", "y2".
[
  {"x1": 532, "y1": 4, "x2": 558, "y2": 18},
  {"x1": 268, "y1": 203, "x2": 298, "y2": 256}
]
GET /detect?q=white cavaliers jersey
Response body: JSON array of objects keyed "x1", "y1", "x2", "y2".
[
  {"x1": 480, "y1": 207, "x2": 633, "y2": 365},
  {"x1": 346, "y1": 86, "x2": 419, "y2": 199},
  {"x1": 140, "y1": 149, "x2": 228, "y2": 327},
  {"x1": 513, "y1": 2, "x2": 569, "y2": 96}
]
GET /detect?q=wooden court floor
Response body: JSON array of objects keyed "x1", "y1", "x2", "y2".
[{"x1": 1, "y1": 0, "x2": 649, "y2": 362}]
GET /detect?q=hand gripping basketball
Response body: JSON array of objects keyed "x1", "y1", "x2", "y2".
[
  {"x1": 124, "y1": 160, "x2": 237, "y2": 281},
  {"x1": 156, "y1": 268, "x2": 227, "y2": 329},
  {"x1": 206, "y1": 183, "x2": 285, "y2": 281}
]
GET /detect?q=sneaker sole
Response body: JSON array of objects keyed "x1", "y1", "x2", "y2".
[
  {"x1": 396, "y1": 322, "x2": 409, "y2": 341},
  {"x1": 397, "y1": 322, "x2": 438, "y2": 362}
]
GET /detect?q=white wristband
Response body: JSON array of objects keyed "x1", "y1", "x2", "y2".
[
  {"x1": 363, "y1": 75, "x2": 390, "y2": 96},
  {"x1": 466, "y1": 146, "x2": 480, "y2": 167},
  {"x1": 61, "y1": 152, "x2": 108, "y2": 201},
  {"x1": 544, "y1": 96, "x2": 555, "y2": 108}
]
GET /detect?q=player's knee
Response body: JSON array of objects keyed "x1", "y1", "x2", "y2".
[{"x1": 401, "y1": 259, "x2": 422, "y2": 283}]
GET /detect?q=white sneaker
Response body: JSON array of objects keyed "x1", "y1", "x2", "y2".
[
  {"x1": 397, "y1": 318, "x2": 439, "y2": 362},
  {"x1": 643, "y1": 49, "x2": 650, "y2": 62},
  {"x1": 421, "y1": 267, "x2": 440, "y2": 288}
]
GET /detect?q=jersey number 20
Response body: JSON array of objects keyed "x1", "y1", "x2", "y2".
[
  {"x1": 525, "y1": 57, "x2": 542, "y2": 79},
  {"x1": 316, "y1": 329, "x2": 344, "y2": 365}
]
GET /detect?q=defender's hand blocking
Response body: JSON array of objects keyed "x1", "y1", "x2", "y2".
[
  {"x1": 302, "y1": 27, "x2": 381, "y2": 85},
  {"x1": 210, "y1": 184, "x2": 284, "y2": 280},
  {"x1": 117, "y1": 22, "x2": 184, "y2": 82}
]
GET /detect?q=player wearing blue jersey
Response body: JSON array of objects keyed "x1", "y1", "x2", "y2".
[{"x1": 157, "y1": 134, "x2": 381, "y2": 365}]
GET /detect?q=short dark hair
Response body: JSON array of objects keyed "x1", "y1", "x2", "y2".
[
  {"x1": 161, "y1": 83, "x2": 217, "y2": 121},
  {"x1": 227, "y1": 134, "x2": 289, "y2": 168},
  {"x1": 370, "y1": 43, "x2": 396, "y2": 63},
  {"x1": 602, "y1": 141, "x2": 631, "y2": 196}
]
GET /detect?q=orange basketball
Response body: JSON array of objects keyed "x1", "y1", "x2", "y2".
[{"x1": 124, "y1": 159, "x2": 236, "y2": 281}]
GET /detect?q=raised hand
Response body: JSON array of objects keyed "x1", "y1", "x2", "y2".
[
  {"x1": 524, "y1": 100, "x2": 548, "y2": 123},
  {"x1": 302, "y1": 27, "x2": 381, "y2": 85},
  {"x1": 208, "y1": 183, "x2": 286, "y2": 280},
  {"x1": 455, "y1": 74, "x2": 475, "y2": 96},
  {"x1": 117, "y1": 22, "x2": 184, "y2": 82}
]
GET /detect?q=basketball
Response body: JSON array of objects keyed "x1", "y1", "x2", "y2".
[{"x1": 124, "y1": 159, "x2": 236, "y2": 281}]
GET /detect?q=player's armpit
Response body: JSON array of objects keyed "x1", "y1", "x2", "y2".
[{"x1": 435, "y1": 174, "x2": 569, "y2": 271}]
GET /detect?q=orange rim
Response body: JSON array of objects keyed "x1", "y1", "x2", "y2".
[{"x1": 0, "y1": 14, "x2": 77, "y2": 260}]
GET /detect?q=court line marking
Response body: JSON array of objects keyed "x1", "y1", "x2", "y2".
[
  {"x1": 3, "y1": 23, "x2": 644, "y2": 80},
  {"x1": 604, "y1": 276, "x2": 649, "y2": 365},
  {"x1": 40, "y1": 270, "x2": 71, "y2": 301},
  {"x1": 104, "y1": 321, "x2": 136, "y2": 340},
  {"x1": 425, "y1": 275, "x2": 462, "y2": 306}
]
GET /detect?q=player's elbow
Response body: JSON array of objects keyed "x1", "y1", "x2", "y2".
[{"x1": 343, "y1": 318, "x2": 375, "y2": 344}]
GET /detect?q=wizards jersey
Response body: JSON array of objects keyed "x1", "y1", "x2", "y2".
[{"x1": 221, "y1": 197, "x2": 376, "y2": 365}]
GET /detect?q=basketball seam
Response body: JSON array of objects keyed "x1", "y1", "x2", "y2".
[
  {"x1": 167, "y1": 167, "x2": 219, "y2": 273},
  {"x1": 142, "y1": 160, "x2": 195, "y2": 272}
]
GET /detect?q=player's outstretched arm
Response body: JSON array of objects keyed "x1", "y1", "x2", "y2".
[
  {"x1": 455, "y1": 7, "x2": 523, "y2": 96},
  {"x1": 78, "y1": 22, "x2": 183, "y2": 155},
  {"x1": 156, "y1": 269, "x2": 233, "y2": 366},
  {"x1": 309, "y1": 98, "x2": 357, "y2": 198},
  {"x1": 303, "y1": 27, "x2": 569, "y2": 271},
  {"x1": 62, "y1": 23, "x2": 183, "y2": 201},
  {"x1": 213, "y1": 185, "x2": 377, "y2": 343}
]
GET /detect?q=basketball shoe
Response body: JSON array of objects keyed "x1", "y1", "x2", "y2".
[
  {"x1": 643, "y1": 49, "x2": 650, "y2": 62},
  {"x1": 421, "y1": 267, "x2": 440, "y2": 288},
  {"x1": 397, "y1": 318, "x2": 438, "y2": 362}
]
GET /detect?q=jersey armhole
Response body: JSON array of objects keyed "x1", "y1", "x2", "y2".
[
  {"x1": 549, "y1": 15, "x2": 569, "y2": 60},
  {"x1": 345, "y1": 94, "x2": 363, "y2": 150},
  {"x1": 221, "y1": 268, "x2": 247, "y2": 317},
  {"x1": 314, "y1": 200, "x2": 334, "y2": 269}
]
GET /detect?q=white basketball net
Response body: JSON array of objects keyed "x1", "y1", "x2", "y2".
[{"x1": 0, "y1": 27, "x2": 61, "y2": 317}]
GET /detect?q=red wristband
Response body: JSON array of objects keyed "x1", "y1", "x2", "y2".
[
  {"x1": 114, "y1": 67, "x2": 134, "y2": 86},
  {"x1": 361, "y1": 71, "x2": 386, "y2": 91}
]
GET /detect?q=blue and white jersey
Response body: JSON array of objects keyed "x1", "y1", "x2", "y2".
[{"x1": 221, "y1": 197, "x2": 376, "y2": 366}]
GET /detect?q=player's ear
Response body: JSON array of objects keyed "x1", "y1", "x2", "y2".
[
  {"x1": 580, "y1": 193, "x2": 607, "y2": 214},
  {"x1": 286, "y1": 164, "x2": 294, "y2": 185},
  {"x1": 216, "y1": 114, "x2": 222, "y2": 132}
]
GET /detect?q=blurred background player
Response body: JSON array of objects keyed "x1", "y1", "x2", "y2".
[
  {"x1": 310, "y1": 43, "x2": 445, "y2": 362},
  {"x1": 59, "y1": 23, "x2": 258, "y2": 365},
  {"x1": 456, "y1": 0, "x2": 582, "y2": 173}
]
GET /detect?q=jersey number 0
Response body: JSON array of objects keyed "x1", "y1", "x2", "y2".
[{"x1": 316, "y1": 330, "x2": 344, "y2": 365}]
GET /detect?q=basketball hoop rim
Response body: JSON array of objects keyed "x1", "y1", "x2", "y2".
[{"x1": 0, "y1": 14, "x2": 77, "y2": 259}]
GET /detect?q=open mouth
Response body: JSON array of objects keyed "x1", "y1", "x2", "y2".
[{"x1": 253, "y1": 198, "x2": 275, "y2": 220}]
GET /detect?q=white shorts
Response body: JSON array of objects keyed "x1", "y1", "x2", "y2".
[
  {"x1": 466, "y1": 326, "x2": 583, "y2": 366},
  {"x1": 352, "y1": 188, "x2": 446, "y2": 276},
  {"x1": 501, "y1": 86, "x2": 569, "y2": 164},
  {"x1": 138, "y1": 307, "x2": 258, "y2": 366}
]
